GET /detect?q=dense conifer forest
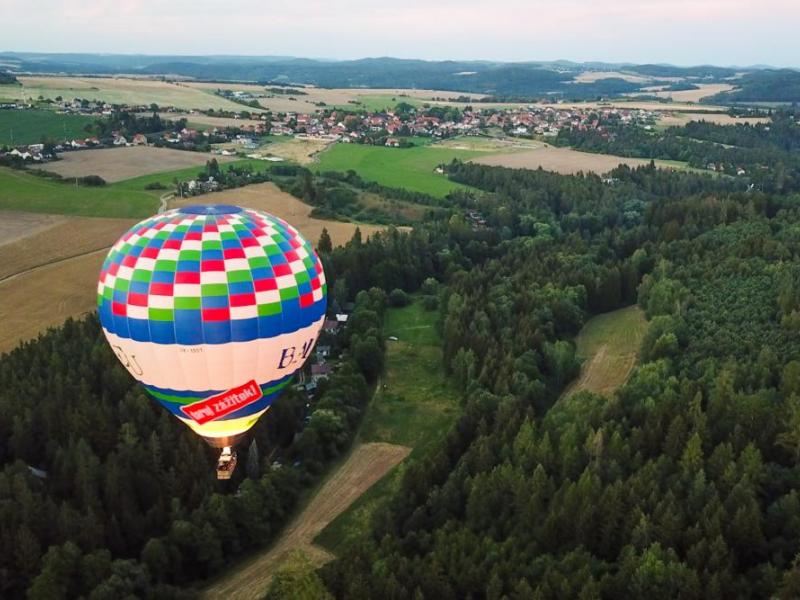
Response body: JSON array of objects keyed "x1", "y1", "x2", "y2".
[{"x1": 5, "y1": 112, "x2": 800, "y2": 598}]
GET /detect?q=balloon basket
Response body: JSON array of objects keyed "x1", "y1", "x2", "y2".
[{"x1": 216, "y1": 447, "x2": 238, "y2": 480}]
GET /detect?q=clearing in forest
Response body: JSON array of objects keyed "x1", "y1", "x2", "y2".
[
  {"x1": 203, "y1": 298, "x2": 459, "y2": 597},
  {"x1": 561, "y1": 305, "x2": 648, "y2": 399},
  {"x1": 314, "y1": 298, "x2": 461, "y2": 554}
]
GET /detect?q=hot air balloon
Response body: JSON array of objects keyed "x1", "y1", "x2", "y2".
[{"x1": 96, "y1": 204, "x2": 327, "y2": 478}]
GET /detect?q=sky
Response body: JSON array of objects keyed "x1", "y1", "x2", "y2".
[{"x1": 1, "y1": 0, "x2": 798, "y2": 67}]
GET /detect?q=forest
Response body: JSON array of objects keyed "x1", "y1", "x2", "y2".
[
  {"x1": 317, "y1": 162, "x2": 800, "y2": 598},
  {"x1": 5, "y1": 113, "x2": 800, "y2": 597},
  {"x1": 555, "y1": 110, "x2": 800, "y2": 193}
]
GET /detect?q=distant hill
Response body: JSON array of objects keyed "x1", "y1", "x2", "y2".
[
  {"x1": 1, "y1": 52, "x2": 798, "y2": 101},
  {"x1": 708, "y1": 69, "x2": 800, "y2": 103}
]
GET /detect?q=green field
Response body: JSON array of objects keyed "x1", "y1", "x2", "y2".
[
  {"x1": 562, "y1": 305, "x2": 648, "y2": 400},
  {"x1": 0, "y1": 159, "x2": 271, "y2": 218},
  {"x1": 314, "y1": 298, "x2": 460, "y2": 553},
  {"x1": 0, "y1": 109, "x2": 97, "y2": 146},
  {"x1": 314, "y1": 141, "x2": 481, "y2": 197},
  {"x1": 0, "y1": 166, "x2": 158, "y2": 218}
]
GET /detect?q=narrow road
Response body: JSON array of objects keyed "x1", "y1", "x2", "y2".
[{"x1": 158, "y1": 192, "x2": 174, "y2": 214}]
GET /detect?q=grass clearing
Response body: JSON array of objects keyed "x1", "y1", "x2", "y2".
[
  {"x1": 314, "y1": 142, "x2": 482, "y2": 196},
  {"x1": 315, "y1": 298, "x2": 460, "y2": 554},
  {"x1": 202, "y1": 443, "x2": 410, "y2": 600},
  {"x1": 561, "y1": 305, "x2": 648, "y2": 400},
  {"x1": 0, "y1": 109, "x2": 96, "y2": 145}
]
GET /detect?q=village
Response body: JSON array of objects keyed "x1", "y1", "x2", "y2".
[{"x1": 0, "y1": 93, "x2": 664, "y2": 163}]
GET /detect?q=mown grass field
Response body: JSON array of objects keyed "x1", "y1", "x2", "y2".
[
  {"x1": 314, "y1": 142, "x2": 482, "y2": 197},
  {"x1": 0, "y1": 159, "x2": 270, "y2": 218},
  {"x1": 315, "y1": 298, "x2": 460, "y2": 553},
  {"x1": 0, "y1": 166, "x2": 159, "y2": 218},
  {"x1": 0, "y1": 109, "x2": 97, "y2": 146},
  {"x1": 561, "y1": 305, "x2": 648, "y2": 400}
]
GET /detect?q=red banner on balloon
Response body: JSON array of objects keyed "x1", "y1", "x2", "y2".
[{"x1": 181, "y1": 380, "x2": 263, "y2": 424}]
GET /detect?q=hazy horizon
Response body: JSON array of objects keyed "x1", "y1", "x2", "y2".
[
  {"x1": 1, "y1": 49, "x2": 796, "y2": 71},
  {"x1": 2, "y1": 0, "x2": 798, "y2": 68}
]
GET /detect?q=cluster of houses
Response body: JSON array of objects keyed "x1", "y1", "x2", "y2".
[
  {"x1": 145, "y1": 102, "x2": 664, "y2": 147},
  {"x1": 294, "y1": 312, "x2": 350, "y2": 399}
]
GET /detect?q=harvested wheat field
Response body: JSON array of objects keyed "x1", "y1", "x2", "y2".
[
  {"x1": 474, "y1": 145, "x2": 674, "y2": 175},
  {"x1": 0, "y1": 211, "x2": 66, "y2": 246},
  {"x1": 7, "y1": 76, "x2": 256, "y2": 112},
  {"x1": 0, "y1": 216, "x2": 136, "y2": 280},
  {"x1": 172, "y1": 182, "x2": 386, "y2": 246},
  {"x1": 159, "y1": 113, "x2": 265, "y2": 130},
  {"x1": 184, "y1": 82, "x2": 487, "y2": 112},
  {"x1": 0, "y1": 250, "x2": 106, "y2": 353},
  {"x1": 40, "y1": 147, "x2": 234, "y2": 182},
  {"x1": 203, "y1": 442, "x2": 410, "y2": 600},
  {"x1": 634, "y1": 83, "x2": 736, "y2": 103},
  {"x1": 658, "y1": 112, "x2": 771, "y2": 127},
  {"x1": 573, "y1": 70, "x2": 654, "y2": 84},
  {"x1": 261, "y1": 137, "x2": 332, "y2": 164}
]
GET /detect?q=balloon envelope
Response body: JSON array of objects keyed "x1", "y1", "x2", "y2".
[{"x1": 97, "y1": 204, "x2": 327, "y2": 446}]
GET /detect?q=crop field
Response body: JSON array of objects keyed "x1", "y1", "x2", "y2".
[
  {"x1": 561, "y1": 305, "x2": 648, "y2": 400},
  {"x1": 0, "y1": 180, "x2": 383, "y2": 352},
  {"x1": 315, "y1": 298, "x2": 460, "y2": 554},
  {"x1": 203, "y1": 442, "x2": 410, "y2": 600},
  {"x1": 573, "y1": 70, "x2": 655, "y2": 84},
  {"x1": 0, "y1": 215, "x2": 135, "y2": 281},
  {"x1": 40, "y1": 146, "x2": 235, "y2": 182},
  {"x1": 633, "y1": 83, "x2": 736, "y2": 102},
  {"x1": 171, "y1": 182, "x2": 386, "y2": 247},
  {"x1": 0, "y1": 250, "x2": 106, "y2": 353},
  {"x1": 259, "y1": 136, "x2": 332, "y2": 164},
  {"x1": 0, "y1": 109, "x2": 96, "y2": 145},
  {"x1": 184, "y1": 82, "x2": 485, "y2": 113},
  {"x1": 657, "y1": 112, "x2": 772, "y2": 128},
  {"x1": 473, "y1": 145, "x2": 685, "y2": 175},
  {"x1": 158, "y1": 112, "x2": 265, "y2": 130},
  {"x1": 1, "y1": 76, "x2": 256, "y2": 112},
  {"x1": 314, "y1": 142, "x2": 482, "y2": 196},
  {"x1": 0, "y1": 210, "x2": 65, "y2": 246}
]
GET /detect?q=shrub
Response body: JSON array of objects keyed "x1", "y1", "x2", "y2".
[{"x1": 388, "y1": 288, "x2": 410, "y2": 307}]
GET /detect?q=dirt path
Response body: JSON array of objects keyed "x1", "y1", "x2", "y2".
[{"x1": 203, "y1": 442, "x2": 410, "y2": 600}]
